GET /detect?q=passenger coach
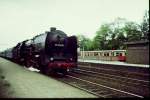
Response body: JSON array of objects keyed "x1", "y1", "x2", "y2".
[{"x1": 79, "y1": 50, "x2": 126, "y2": 61}]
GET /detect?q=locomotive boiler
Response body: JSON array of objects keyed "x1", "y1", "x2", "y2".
[{"x1": 31, "y1": 27, "x2": 78, "y2": 74}]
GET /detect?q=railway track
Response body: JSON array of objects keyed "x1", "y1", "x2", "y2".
[
  {"x1": 57, "y1": 73, "x2": 144, "y2": 98},
  {"x1": 74, "y1": 68, "x2": 149, "y2": 87},
  {"x1": 77, "y1": 64, "x2": 149, "y2": 81},
  {"x1": 55, "y1": 65, "x2": 149, "y2": 98}
]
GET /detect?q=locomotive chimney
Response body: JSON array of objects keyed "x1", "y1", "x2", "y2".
[
  {"x1": 50, "y1": 27, "x2": 56, "y2": 32},
  {"x1": 45, "y1": 31, "x2": 49, "y2": 34}
]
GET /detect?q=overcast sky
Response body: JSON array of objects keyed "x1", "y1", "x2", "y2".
[{"x1": 0, "y1": 0, "x2": 149, "y2": 51}]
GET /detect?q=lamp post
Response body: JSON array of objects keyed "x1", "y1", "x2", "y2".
[
  {"x1": 82, "y1": 45, "x2": 84, "y2": 61},
  {"x1": 79, "y1": 39, "x2": 84, "y2": 61}
]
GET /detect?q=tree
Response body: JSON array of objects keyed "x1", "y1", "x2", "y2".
[
  {"x1": 140, "y1": 10, "x2": 149, "y2": 40},
  {"x1": 93, "y1": 18, "x2": 128, "y2": 50},
  {"x1": 77, "y1": 35, "x2": 93, "y2": 51},
  {"x1": 123, "y1": 22, "x2": 142, "y2": 42},
  {"x1": 93, "y1": 24, "x2": 111, "y2": 50},
  {"x1": 92, "y1": 17, "x2": 144, "y2": 50},
  {"x1": 77, "y1": 13, "x2": 148, "y2": 51},
  {"x1": 108, "y1": 18, "x2": 127, "y2": 49}
]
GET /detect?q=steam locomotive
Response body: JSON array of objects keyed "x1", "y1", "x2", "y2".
[{"x1": 0, "y1": 27, "x2": 78, "y2": 75}]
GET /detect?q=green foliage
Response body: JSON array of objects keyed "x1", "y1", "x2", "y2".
[
  {"x1": 77, "y1": 11, "x2": 149, "y2": 51},
  {"x1": 140, "y1": 10, "x2": 149, "y2": 40},
  {"x1": 123, "y1": 22, "x2": 142, "y2": 41},
  {"x1": 77, "y1": 35, "x2": 93, "y2": 51},
  {"x1": 93, "y1": 24, "x2": 112, "y2": 50}
]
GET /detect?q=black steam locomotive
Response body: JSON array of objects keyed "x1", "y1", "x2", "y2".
[{"x1": 0, "y1": 27, "x2": 78, "y2": 75}]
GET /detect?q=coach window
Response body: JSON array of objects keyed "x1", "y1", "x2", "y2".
[
  {"x1": 94, "y1": 52, "x2": 98, "y2": 56},
  {"x1": 104, "y1": 53, "x2": 106, "y2": 56},
  {"x1": 104, "y1": 53, "x2": 107, "y2": 56},
  {"x1": 88, "y1": 53, "x2": 90, "y2": 56},
  {"x1": 107, "y1": 53, "x2": 109, "y2": 56},
  {"x1": 116, "y1": 52, "x2": 119, "y2": 56},
  {"x1": 119, "y1": 53, "x2": 122, "y2": 56}
]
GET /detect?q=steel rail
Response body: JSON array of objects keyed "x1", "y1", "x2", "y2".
[
  {"x1": 76, "y1": 67, "x2": 149, "y2": 83},
  {"x1": 66, "y1": 75, "x2": 144, "y2": 98},
  {"x1": 78, "y1": 65, "x2": 149, "y2": 76},
  {"x1": 73, "y1": 69, "x2": 149, "y2": 87}
]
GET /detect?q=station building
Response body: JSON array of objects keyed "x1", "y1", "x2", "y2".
[{"x1": 125, "y1": 40, "x2": 149, "y2": 65}]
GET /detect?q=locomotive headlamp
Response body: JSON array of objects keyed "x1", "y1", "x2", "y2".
[
  {"x1": 50, "y1": 57, "x2": 54, "y2": 61},
  {"x1": 70, "y1": 58, "x2": 73, "y2": 61},
  {"x1": 35, "y1": 55, "x2": 39, "y2": 58}
]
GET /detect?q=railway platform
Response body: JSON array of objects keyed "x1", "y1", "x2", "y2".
[
  {"x1": 78, "y1": 59, "x2": 149, "y2": 68},
  {"x1": 0, "y1": 57, "x2": 97, "y2": 98}
]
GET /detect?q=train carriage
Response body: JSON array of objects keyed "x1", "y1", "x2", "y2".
[{"x1": 79, "y1": 50, "x2": 126, "y2": 61}]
